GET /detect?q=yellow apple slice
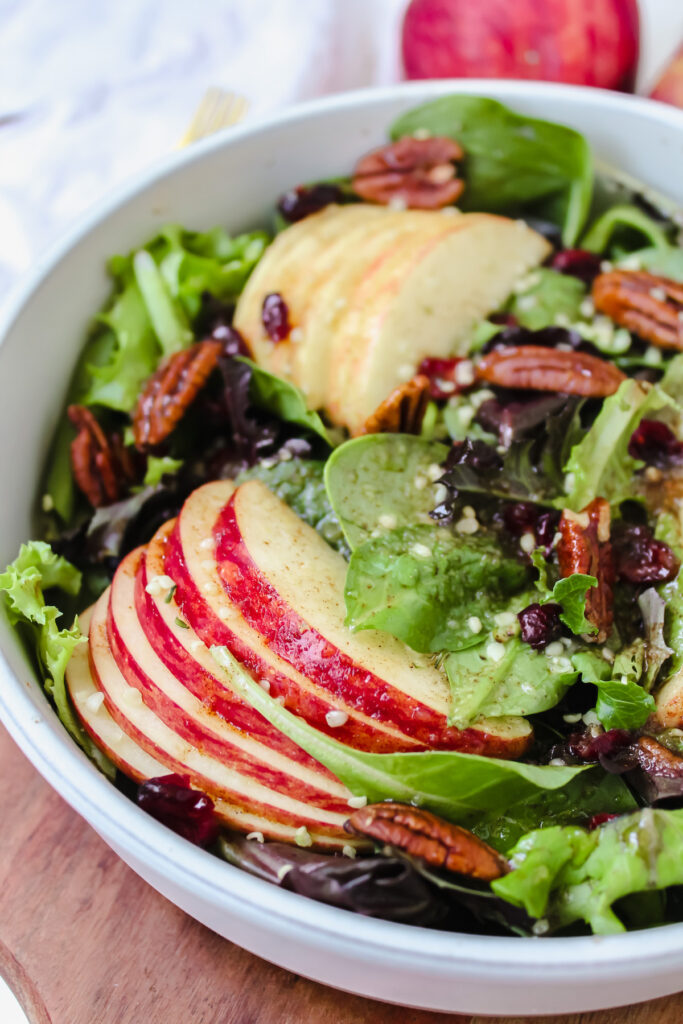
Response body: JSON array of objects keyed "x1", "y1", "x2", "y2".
[
  {"x1": 234, "y1": 204, "x2": 391, "y2": 393},
  {"x1": 332, "y1": 213, "x2": 551, "y2": 433},
  {"x1": 291, "y1": 209, "x2": 464, "y2": 408}
]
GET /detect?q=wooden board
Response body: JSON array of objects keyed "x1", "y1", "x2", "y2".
[{"x1": 1, "y1": 723, "x2": 682, "y2": 1024}]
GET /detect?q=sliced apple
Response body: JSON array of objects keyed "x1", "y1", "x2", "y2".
[
  {"x1": 67, "y1": 610, "x2": 348, "y2": 846},
  {"x1": 214, "y1": 480, "x2": 532, "y2": 758},
  {"x1": 169, "y1": 481, "x2": 421, "y2": 752},
  {"x1": 289, "y1": 209, "x2": 467, "y2": 408},
  {"x1": 233, "y1": 203, "x2": 550, "y2": 434},
  {"x1": 109, "y1": 547, "x2": 351, "y2": 814},
  {"x1": 330, "y1": 213, "x2": 551, "y2": 433},
  {"x1": 655, "y1": 667, "x2": 683, "y2": 728},
  {"x1": 234, "y1": 204, "x2": 395, "y2": 403},
  {"x1": 140, "y1": 518, "x2": 376, "y2": 765},
  {"x1": 85, "y1": 588, "x2": 353, "y2": 842}
]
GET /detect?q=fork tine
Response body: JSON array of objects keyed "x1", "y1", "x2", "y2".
[{"x1": 179, "y1": 88, "x2": 249, "y2": 146}]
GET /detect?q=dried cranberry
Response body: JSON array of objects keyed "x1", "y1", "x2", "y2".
[
  {"x1": 613, "y1": 523, "x2": 680, "y2": 584},
  {"x1": 550, "y1": 249, "x2": 602, "y2": 286},
  {"x1": 517, "y1": 602, "x2": 562, "y2": 649},
  {"x1": 567, "y1": 729, "x2": 632, "y2": 762},
  {"x1": 277, "y1": 183, "x2": 346, "y2": 223},
  {"x1": 261, "y1": 293, "x2": 291, "y2": 343},
  {"x1": 137, "y1": 773, "x2": 219, "y2": 847},
  {"x1": 587, "y1": 812, "x2": 620, "y2": 830},
  {"x1": 628, "y1": 419, "x2": 683, "y2": 467},
  {"x1": 417, "y1": 356, "x2": 463, "y2": 400},
  {"x1": 445, "y1": 438, "x2": 503, "y2": 475},
  {"x1": 535, "y1": 511, "x2": 559, "y2": 550},
  {"x1": 503, "y1": 502, "x2": 559, "y2": 551},
  {"x1": 503, "y1": 501, "x2": 539, "y2": 537}
]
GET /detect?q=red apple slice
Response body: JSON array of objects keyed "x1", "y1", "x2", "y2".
[
  {"x1": 86, "y1": 589, "x2": 352, "y2": 841},
  {"x1": 140, "y1": 519, "x2": 362, "y2": 768},
  {"x1": 108, "y1": 546, "x2": 351, "y2": 813},
  {"x1": 67, "y1": 610, "x2": 343, "y2": 844},
  {"x1": 169, "y1": 480, "x2": 421, "y2": 752},
  {"x1": 216, "y1": 480, "x2": 531, "y2": 758}
]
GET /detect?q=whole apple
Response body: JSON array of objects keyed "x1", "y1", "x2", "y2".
[{"x1": 402, "y1": 0, "x2": 640, "y2": 92}]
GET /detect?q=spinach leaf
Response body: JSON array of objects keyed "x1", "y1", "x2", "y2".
[
  {"x1": 324, "y1": 434, "x2": 449, "y2": 550},
  {"x1": 0, "y1": 542, "x2": 114, "y2": 777},
  {"x1": 472, "y1": 770, "x2": 636, "y2": 853},
  {"x1": 581, "y1": 204, "x2": 671, "y2": 255},
  {"x1": 445, "y1": 637, "x2": 576, "y2": 727},
  {"x1": 594, "y1": 678, "x2": 656, "y2": 731},
  {"x1": 562, "y1": 379, "x2": 675, "y2": 511},
  {"x1": 344, "y1": 523, "x2": 528, "y2": 653},
  {"x1": 211, "y1": 646, "x2": 586, "y2": 823},
  {"x1": 492, "y1": 808, "x2": 683, "y2": 934},
  {"x1": 390, "y1": 96, "x2": 593, "y2": 245},
  {"x1": 531, "y1": 549, "x2": 596, "y2": 635},
  {"x1": 572, "y1": 646, "x2": 655, "y2": 731},
  {"x1": 237, "y1": 459, "x2": 348, "y2": 556},
  {"x1": 238, "y1": 358, "x2": 331, "y2": 446},
  {"x1": 549, "y1": 577, "x2": 597, "y2": 635},
  {"x1": 507, "y1": 268, "x2": 586, "y2": 330}
]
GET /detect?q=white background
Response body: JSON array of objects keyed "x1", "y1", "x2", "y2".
[{"x1": 1, "y1": 0, "x2": 683, "y2": 1020}]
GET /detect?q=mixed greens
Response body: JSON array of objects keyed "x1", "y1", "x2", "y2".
[{"x1": 4, "y1": 94, "x2": 683, "y2": 939}]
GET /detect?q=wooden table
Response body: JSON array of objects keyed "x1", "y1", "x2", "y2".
[{"x1": 1, "y1": 725, "x2": 682, "y2": 1024}]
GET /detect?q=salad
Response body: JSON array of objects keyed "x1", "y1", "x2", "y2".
[{"x1": 5, "y1": 94, "x2": 683, "y2": 939}]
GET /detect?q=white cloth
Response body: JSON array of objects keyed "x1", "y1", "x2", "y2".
[
  {"x1": 0, "y1": 0, "x2": 403, "y2": 297},
  {"x1": 0, "y1": 0, "x2": 681, "y2": 300}
]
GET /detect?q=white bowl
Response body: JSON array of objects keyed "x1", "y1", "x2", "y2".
[{"x1": 2, "y1": 80, "x2": 683, "y2": 1017}]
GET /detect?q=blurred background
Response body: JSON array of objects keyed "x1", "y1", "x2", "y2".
[{"x1": 1, "y1": 0, "x2": 683, "y2": 305}]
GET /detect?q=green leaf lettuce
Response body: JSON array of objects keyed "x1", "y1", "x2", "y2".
[
  {"x1": 0, "y1": 542, "x2": 114, "y2": 776},
  {"x1": 493, "y1": 808, "x2": 683, "y2": 934},
  {"x1": 562, "y1": 380, "x2": 675, "y2": 511}
]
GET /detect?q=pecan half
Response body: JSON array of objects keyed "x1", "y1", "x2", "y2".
[
  {"x1": 352, "y1": 137, "x2": 465, "y2": 209},
  {"x1": 346, "y1": 803, "x2": 508, "y2": 881},
  {"x1": 133, "y1": 340, "x2": 222, "y2": 450},
  {"x1": 475, "y1": 345, "x2": 626, "y2": 397},
  {"x1": 557, "y1": 497, "x2": 615, "y2": 643},
  {"x1": 592, "y1": 270, "x2": 683, "y2": 350},
  {"x1": 357, "y1": 374, "x2": 431, "y2": 437},
  {"x1": 68, "y1": 405, "x2": 141, "y2": 508}
]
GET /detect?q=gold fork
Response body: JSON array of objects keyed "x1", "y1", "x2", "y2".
[{"x1": 179, "y1": 88, "x2": 249, "y2": 146}]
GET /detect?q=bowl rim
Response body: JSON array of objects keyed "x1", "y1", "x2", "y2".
[{"x1": 3, "y1": 78, "x2": 683, "y2": 974}]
